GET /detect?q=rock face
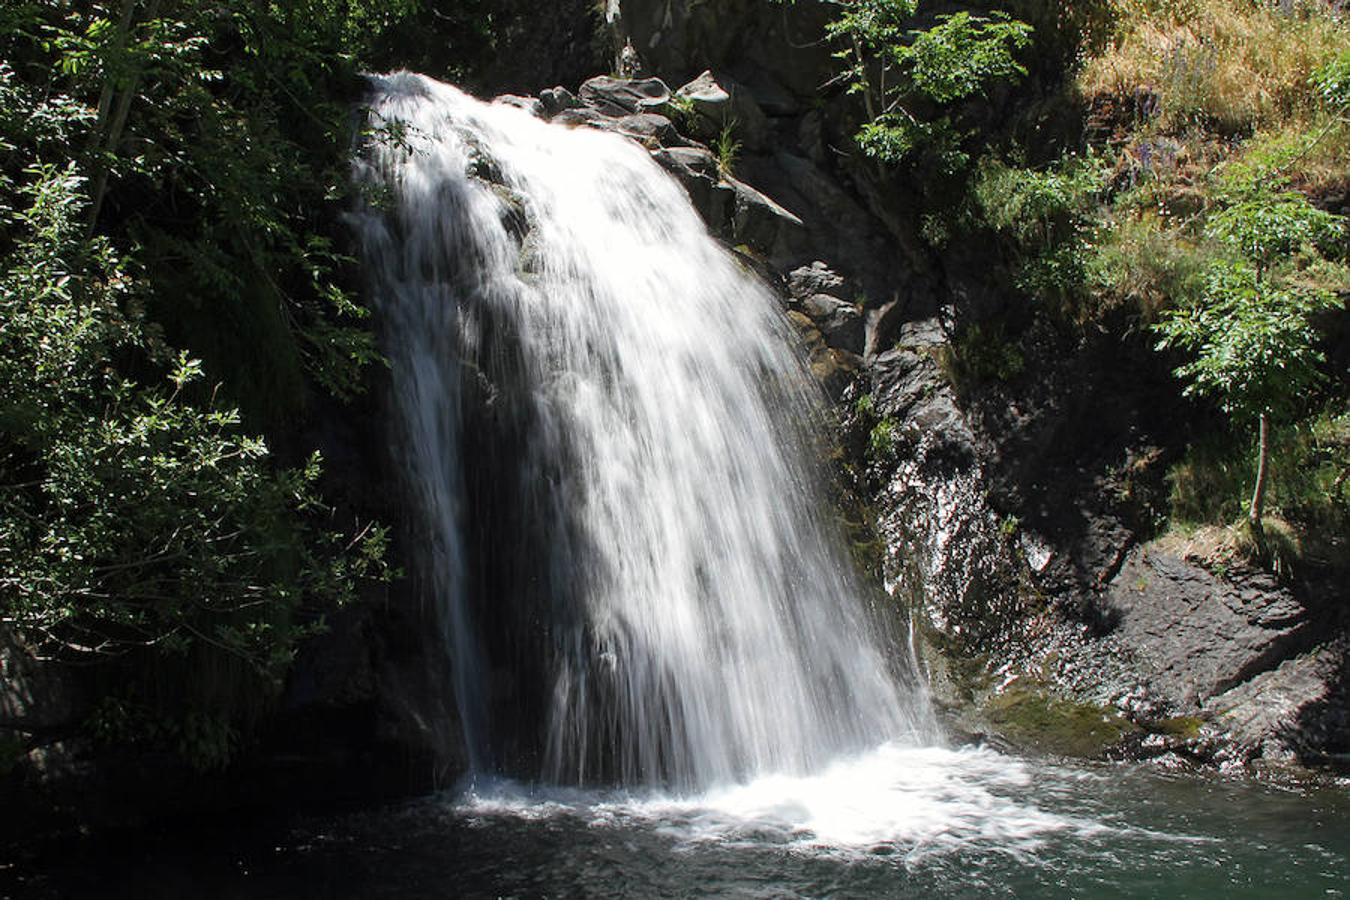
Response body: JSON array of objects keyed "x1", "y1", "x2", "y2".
[{"x1": 1103, "y1": 551, "x2": 1310, "y2": 706}]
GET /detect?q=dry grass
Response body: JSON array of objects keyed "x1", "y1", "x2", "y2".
[
  {"x1": 1155, "y1": 516, "x2": 1307, "y2": 579},
  {"x1": 1225, "y1": 115, "x2": 1350, "y2": 197},
  {"x1": 1080, "y1": 0, "x2": 1347, "y2": 134}
]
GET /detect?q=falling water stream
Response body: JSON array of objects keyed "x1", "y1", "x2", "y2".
[
  {"x1": 350, "y1": 72, "x2": 931, "y2": 788},
  {"x1": 267, "y1": 73, "x2": 1350, "y2": 896}
]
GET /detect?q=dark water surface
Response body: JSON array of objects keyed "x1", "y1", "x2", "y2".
[{"x1": 7, "y1": 745, "x2": 1349, "y2": 899}]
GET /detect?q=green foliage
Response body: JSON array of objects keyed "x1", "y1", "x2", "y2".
[
  {"x1": 1154, "y1": 177, "x2": 1346, "y2": 423},
  {"x1": 1154, "y1": 261, "x2": 1338, "y2": 420},
  {"x1": 2, "y1": 0, "x2": 403, "y2": 424},
  {"x1": 0, "y1": 168, "x2": 388, "y2": 694},
  {"x1": 811, "y1": 1, "x2": 1033, "y2": 167},
  {"x1": 900, "y1": 12, "x2": 1034, "y2": 104},
  {"x1": 1089, "y1": 213, "x2": 1212, "y2": 320},
  {"x1": 713, "y1": 122, "x2": 742, "y2": 177},
  {"x1": 1309, "y1": 47, "x2": 1350, "y2": 113},
  {"x1": 0, "y1": 1, "x2": 404, "y2": 766},
  {"x1": 854, "y1": 392, "x2": 877, "y2": 418},
  {"x1": 973, "y1": 154, "x2": 1107, "y2": 312},
  {"x1": 1205, "y1": 183, "x2": 1345, "y2": 274},
  {"x1": 869, "y1": 417, "x2": 900, "y2": 461},
  {"x1": 985, "y1": 683, "x2": 1136, "y2": 758}
]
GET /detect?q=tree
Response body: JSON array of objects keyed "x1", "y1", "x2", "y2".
[
  {"x1": 1154, "y1": 179, "x2": 1346, "y2": 530},
  {"x1": 816, "y1": 0, "x2": 1033, "y2": 170},
  {"x1": 0, "y1": 164, "x2": 390, "y2": 766},
  {"x1": 0, "y1": 0, "x2": 407, "y2": 766}
]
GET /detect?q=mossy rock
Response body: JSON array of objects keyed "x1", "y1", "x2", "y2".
[
  {"x1": 1153, "y1": 715, "x2": 1204, "y2": 741},
  {"x1": 984, "y1": 687, "x2": 1137, "y2": 758}
]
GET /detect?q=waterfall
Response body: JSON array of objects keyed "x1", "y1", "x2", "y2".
[{"x1": 351, "y1": 72, "x2": 934, "y2": 790}]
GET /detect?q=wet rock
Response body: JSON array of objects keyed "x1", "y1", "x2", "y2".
[
  {"x1": 787, "y1": 261, "x2": 845, "y2": 300},
  {"x1": 727, "y1": 176, "x2": 805, "y2": 259},
  {"x1": 551, "y1": 106, "x2": 613, "y2": 129},
  {"x1": 801, "y1": 293, "x2": 863, "y2": 355},
  {"x1": 539, "y1": 85, "x2": 584, "y2": 117},
  {"x1": 613, "y1": 112, "x2": 684, "y2": 149},
  {"x1": 495, "y1": 95, "x2": 544, "y2": 117},
  {"x1": 811, "y1": 348, "x2": 863, "y2": 400},
  {"x1": 1204, "y1": 643, "x2": 1347, "y2": 764}
]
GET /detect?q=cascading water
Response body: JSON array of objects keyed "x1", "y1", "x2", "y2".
[{"x1": 350, "y1": 72, "x2": 934, "y2": 790}]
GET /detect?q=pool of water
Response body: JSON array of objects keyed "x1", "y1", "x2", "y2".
[{"x1": 12, "y1": 745, "x2": 1350, "y2": 899}]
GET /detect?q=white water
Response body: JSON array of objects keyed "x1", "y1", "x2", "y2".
[
  {"x1": 351, "y1": 72, "x2": 933, "y2": 790},
  {"x1": 453, "y1": 744, "x2": 1151, "y2": 863}
]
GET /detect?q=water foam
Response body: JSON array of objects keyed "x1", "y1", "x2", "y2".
[{"x1": 450, "y1": 745, "x2": 1161, "y2": 864}]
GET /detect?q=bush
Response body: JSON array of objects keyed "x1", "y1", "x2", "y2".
[
  {"x1": 0, "y1": 169, "x2": 389, "y2": 767},
  {"x1": 0, "y1": 1, "x2": 409, "y2": 766},
  {"x1": 972, "y1": 154, "x2": 1108, "y2": 316}
]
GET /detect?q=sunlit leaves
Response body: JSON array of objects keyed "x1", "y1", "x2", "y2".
[
  {"x1": 896, "y1": 12, "x2": 1032, "y2": 105},
  {"x1": 1154, "y1": 179, "x2": 1347, "y2": 423},
  {"x1": 1154, "y1": 261, "x2": 1338, "y2": 420},
  {"x1": 813, "y1": 1, "x2": 1034, "y2": 165}
]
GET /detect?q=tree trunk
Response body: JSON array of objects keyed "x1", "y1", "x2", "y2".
[
  {"x1": 1249, "y1": 411, "x2": 1270, "y2": 530},
  {"x1": 88, "y1": 0, "x2": 166, "y2": 230}
]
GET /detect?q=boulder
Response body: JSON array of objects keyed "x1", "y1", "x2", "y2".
[
  {"x1": 539, "y1": 86, "x2": 584, "y2": 117},
  {"x1": 674, "y1": 70, "x2": 771, "y2": 149},
  {"x1": 613, "y1": 112, "x2": 685, "y2": 149},
  {"x1": 1102, "y1": 550, "x2": 1311, "y2": 708},
  {"x1": 577, "y1": 75, "x2": 672, "y2": 117},
  {"x1": 551, "y1": 106, "x2": 613, "y2": 129},
  {"x1": 801, "y1": 293, "x2": 863, "y2": 355},
  {"x1": 728, "y1": 176, "x2": 805, "y2": 260},
  {"x1": 787, "y1": 261, "x2": 845, "y2": 300},
  {"x1": 495, "y1": 95, "x2": 544, "y2": 117},
  {"x1": 1205, "y1": 643, "x2": 1349, "y2": 765}
]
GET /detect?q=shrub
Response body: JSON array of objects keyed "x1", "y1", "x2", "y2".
[{"x1": 0, "y1": 131, "x2": 389, "y2": 768}]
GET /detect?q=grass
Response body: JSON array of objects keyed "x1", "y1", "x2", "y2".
[
  {"x1": 1089, "y1": 210, "x2": 1212, "y2": 320},
  {"x1": 1079, "y1": 0, "x2": 1347, "y2": 135},
  {"x1": 1160, "y1": 408, "x2": 1350, "y2": 575},
  {"x1": 713, "y1": 122, "x2": 741, "y2": 178},
  {"x1": 1220, "y1": 114, "x2": 1350, "y2": 200}
]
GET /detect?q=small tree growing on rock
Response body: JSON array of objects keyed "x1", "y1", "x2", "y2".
[
  {"x1": 775, "y1": 0, "x2": 1033, "y2": 170},
  {"x1": 1153, "y1": 177, "x2": 1346, "y2": 532}
]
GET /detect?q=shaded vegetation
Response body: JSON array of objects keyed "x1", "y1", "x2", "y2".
[{"x1": 0, "y1": 0, "x2": 414, "y2": 767}]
